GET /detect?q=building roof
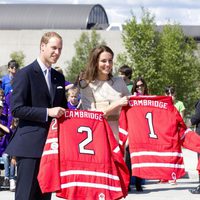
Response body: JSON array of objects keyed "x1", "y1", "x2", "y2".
[
  {"x1": 156, "y1": 25, "x2": 200, "y2": 42},
  {"x1": 0, "y1": 4, "x2": 109, "y2": 30}
]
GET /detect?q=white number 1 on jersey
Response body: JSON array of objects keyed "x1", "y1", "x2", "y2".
[{"x1": 145, "y1": 112, "x2": 158, "y2": 139}]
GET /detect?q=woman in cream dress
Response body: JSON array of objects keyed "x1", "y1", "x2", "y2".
[{"x1": 79, "y1": 45, "x2": 130, "y2": 141}]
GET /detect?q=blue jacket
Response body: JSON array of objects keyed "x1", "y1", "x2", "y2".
[{"x1": 2, "y1": 74, "x2": 13, "y2": 96}]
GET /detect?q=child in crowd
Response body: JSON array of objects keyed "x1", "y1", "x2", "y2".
[
  {"x1": 0, "y1": 88, "x2": 12, "y2": 129},
  {"x1": 0, "y1": 89, "x2": 8, "y2": 118},
  {"x1": 0, "y1": 100, "x2": 16, "y2": 192},
  {"x1": 66, "y1": 86, "x2": 81, "y2": 110}
]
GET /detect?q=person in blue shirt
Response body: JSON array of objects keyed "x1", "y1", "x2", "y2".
[{"x1": 1, "y1": 60, "x2": 19, "y2": 96}]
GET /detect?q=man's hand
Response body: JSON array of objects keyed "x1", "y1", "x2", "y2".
[
  {"x1": 48, "y1": 107, "x2": 66, "y2": 118},
  {"x1": 11, "y1": 156, "x2": 17, "y2": 166}
]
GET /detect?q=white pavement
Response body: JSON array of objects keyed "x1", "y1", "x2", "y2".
[{"x1": 0, "y1": 148, "x2": 199, "y2": 200}]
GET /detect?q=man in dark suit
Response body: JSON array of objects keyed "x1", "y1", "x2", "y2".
[
  {"x1": 189, "y1": 100, "x2": 200, "y2": 194},
  {"x1": 5, "y1": 32, "x2": 67, "y2": 200}
]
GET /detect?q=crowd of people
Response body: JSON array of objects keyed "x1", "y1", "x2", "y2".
[
  {"x1": 0, "y1": 31, "x2": 199, "y2": 200},
  {"x1": 0, "y1": 60, "x2": 19, "y2": 192}
]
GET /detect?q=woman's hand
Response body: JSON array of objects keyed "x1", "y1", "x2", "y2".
[
  {"x1": 103, "y1": 96, "x2": 129, "y2": 118},
  {"x1": 118, "y1": 96, "x2": 129, "y2": 107}
]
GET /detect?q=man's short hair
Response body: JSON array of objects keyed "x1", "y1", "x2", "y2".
[
  {"x1": 118, "y1": 65, "x2": 133, "y2": 80},
  {"x1": 40, "y1": 32, "x2": 62, "y2": 46},
  {"x1": 8, "y1": 60, "x2": 19, "y2": 69}
]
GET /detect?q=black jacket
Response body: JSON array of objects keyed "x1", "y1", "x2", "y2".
[
  {"x1": 5, "y1": 60, "x2": 67, "y2": 158},
  {"x1": 191, "y1": 100, "x2": 200, "y2": 135}
]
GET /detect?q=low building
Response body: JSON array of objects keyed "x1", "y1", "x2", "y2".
[{"x1": 0, "y1": 4, "x2": 109, "y2": 30}]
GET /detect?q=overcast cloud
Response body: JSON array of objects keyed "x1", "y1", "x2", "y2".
[{"x1": 1, "y1": 0, "x2": 200, "y2": 25}]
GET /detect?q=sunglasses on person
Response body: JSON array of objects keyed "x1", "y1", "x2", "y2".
[
  {"x1": 9, "y1": 66, "x2": 18, "y2": 69},
  {"x1": 136, "y1": 83, "x2": 144, "y2": 88},
  {"x1": 165, "y1": 90, "x2": 175, "y2": 96}
]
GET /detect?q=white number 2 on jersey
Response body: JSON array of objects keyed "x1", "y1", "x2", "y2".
[
  {"x1": 78, "y1": 126, "x2": 95, "y2": 155},
  {"x1": 145, "y1": 112, "x2": 158, "y2": 139}
]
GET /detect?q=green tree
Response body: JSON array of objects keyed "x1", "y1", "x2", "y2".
[
  {"x1": 10, "y1": 51, "x2": 25, "y2": 67},
  {"x1": 158, "y1": 25, "x2": 200, "y2": 112},
  {"x1": 117, "y1": 9, "x2": 163, "y2": 94},
  {"x1": 117, "y1": 8, "x2": 200, "y2": 114},
  {"x1": 65, "y1": 30, "x2": 106, "y2": 83}
]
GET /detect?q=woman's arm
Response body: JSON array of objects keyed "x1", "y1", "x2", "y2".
[{"x1": 103, "y1": 96, "x2": 129, "y2": 118}]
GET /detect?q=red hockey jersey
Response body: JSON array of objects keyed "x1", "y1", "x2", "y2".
[
  {"x1": 38, "y1": 109, "x2": 129, "y2": 200},
  {"x1": 119, "y1": 95, "x2": 200, "y2": 180}
]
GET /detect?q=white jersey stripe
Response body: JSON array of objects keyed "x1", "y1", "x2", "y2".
[
  {"x1": 60, "y1": 170, "x2": 119, "y2": 180},
  {"x1": 132, "y1": 163, "x2": 185, "y2": 169},
  {"x1": 45, "y1": 138, "x2": 58, "y2": 144},
  {"x1": 119, "y1": 127, "x2": 128, "y2": 136},
  {"x1": 119, "y1": 140, "x2": 123, "y2": 145},
  {"x1": 131, "y1": 151, "x2": 183, "y2": 157},
  {"x1": 180, "y1": 128, "x2": 192, "y2": 140},
  {"x1": 42, "y1": 149, "x2": 58, "y2": 156},
  {"x1": 61, "y1": 182, "x2": 122, "y2": 191},
  {"x1": 113, "y1": 146, "x2": 120, "y2": 153}
]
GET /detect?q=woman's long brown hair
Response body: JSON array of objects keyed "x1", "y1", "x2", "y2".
[{"x1": 80, "y1": 45, "x2": 114, "y2": 88}]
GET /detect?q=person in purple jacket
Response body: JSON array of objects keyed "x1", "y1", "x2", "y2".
[
  {"x1": 66, "y1": 86, "x2": 81, "y2": 110},
  {"x1": 4, "y1": 90, "x2": 12, "y2": 128},
  {"x1": 0, "y1": 87, "x2": 13, "y2": 129},
  {"x1": 0, "y1": 100, "x2": 16, "y2": 191}
]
